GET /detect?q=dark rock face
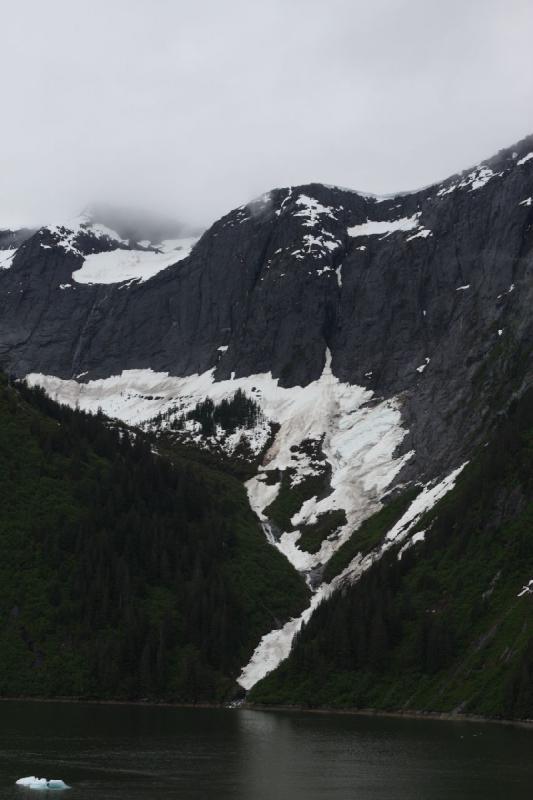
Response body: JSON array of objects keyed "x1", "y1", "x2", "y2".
[
  {"x1": 0, "y1": 228, "x2": 35, "y2": 250},
  {"x1": 1, "y1": 136, "x2": 532, "y2": 485}
]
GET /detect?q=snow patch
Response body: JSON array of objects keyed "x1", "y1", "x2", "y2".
[
  {"x1": 72, "y1": 239, "x2": 197, "y2": 285},
  {"x1": 467, "y1": 166, "x2": 495, "y2": 191},
  {"x1": 436, "y1": 165, "x2": 498, "y2": 196},
  {"x1": 385, "y1": 465, "x2": 467, "y2": 544},
  {"x1": 288, "y1": 196, "x2": 342, "y2": 262},
  {"x1": 238, "y1": 587, "x2": 327, "y2": 690},
  {"x1": 406, "y1": 227, "x2": 432, "y2": 242},
  {"x1": 45, "y1": 215, "x2": 127, "y2": 256},
  {"x1": 244, "y1": 351, "x2": 413, "y2": 573},
  {"x1": 27, "y1": 352, "x2": 412, "y2": 576},
  {"x1": 294, "y1": 195, "x2": 337, "y2": 227},
  {"x1": 517, "y1": 152, "x2": 533, "y2": 166},
  {"x1": 398, "y1": 530, "x2": 426, "y2": 560},
  {"x1": 239, "y1": 463, "x2": 467, "y2": 689},
  {"x1": 518, "y1": 579, "x2": 533, "y2": 598},
  {"x1": 347, "y1": 214, "x2": 425, "y2": 239},
  {"x1": 0, "y1": 248, "x2": 17, "y2": 269}
]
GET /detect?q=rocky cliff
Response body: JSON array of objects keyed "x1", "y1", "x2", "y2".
[{"x1": 1, "y1": 135, "x2": 532, "y2": 691}]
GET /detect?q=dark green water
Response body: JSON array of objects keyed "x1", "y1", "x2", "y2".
[{"x1": 1, "y1": 701, "x2": 532, "y2": 799}]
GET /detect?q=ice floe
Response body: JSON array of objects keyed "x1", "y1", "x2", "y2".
[{"x1": 16, "y1": 777, "x2": 69, "y2": 791}]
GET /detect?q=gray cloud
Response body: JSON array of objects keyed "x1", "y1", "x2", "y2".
[{"x1": 1, "y1": 0, "x2": 533, "y2": 228}]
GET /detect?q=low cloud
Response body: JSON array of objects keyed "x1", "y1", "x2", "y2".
[{"x1": 1, "y1": 0, "x2": 533, "y2": 229}]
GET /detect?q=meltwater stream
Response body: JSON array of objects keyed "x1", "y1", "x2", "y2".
[{"x1": 1, "y1": 701, "x2": 533, "y2": 800}]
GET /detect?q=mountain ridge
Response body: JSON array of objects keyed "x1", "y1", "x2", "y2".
[{"x1": 1, "y1": 133, "x2": 532, "y2": 702}]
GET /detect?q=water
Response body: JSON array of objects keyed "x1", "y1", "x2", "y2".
[{"x1": 0, "y1": 700, "x2": 532, "y2": 799}]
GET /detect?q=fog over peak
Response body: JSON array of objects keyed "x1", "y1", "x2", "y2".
[{"x1": 2, "y1": 0, "x2": 533, "y2": 230}]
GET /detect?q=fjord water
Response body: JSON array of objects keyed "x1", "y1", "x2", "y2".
[{"x1": 1, "y1": 701, "x2": 533, "y2": 800}]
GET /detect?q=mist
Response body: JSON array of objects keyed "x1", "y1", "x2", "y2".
[{"x1": 1, "y1": 0, "x2": 533, "y2": 229}]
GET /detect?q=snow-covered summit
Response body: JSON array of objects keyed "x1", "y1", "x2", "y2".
[{"x1": 37, "y1": 208, "x2": 201, "y2": 285}]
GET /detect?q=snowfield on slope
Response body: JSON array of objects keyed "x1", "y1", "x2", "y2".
[
  {"x1": 27, "y1": 352, "x2": 413, "y2": 576},
  {"x1": 72, "y1": 237, "x2": 199, "y2": 285},
  {"x1": 238, "y1": 462, "x2": 467, "y2": 690},
  {"x1": 245, "y1": 353, "x2": 413, "y2": 572},
  {"x1": 42, "y1": 213, "x2": 199, "y2": 285},
  {"x1": 347, "y1": 212, "x2": 432, "y2": 240},
  {"x1": 0, "y1": 249, "x2": 17, "y2": 269},
  {"x1": 27, "y1": 355, "x2": 422, "y2": 692}
]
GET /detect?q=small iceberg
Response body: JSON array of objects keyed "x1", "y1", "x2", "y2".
[{"x1": 16, "y1": 777, "x2": 70, "y2": 790}]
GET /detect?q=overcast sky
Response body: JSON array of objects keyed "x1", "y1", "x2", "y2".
[{"x1": 2, "y1": 0, "x2": 533, "y2": 229}]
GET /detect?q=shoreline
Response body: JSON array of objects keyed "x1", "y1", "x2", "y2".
[
  {"x1": 2, "y1": 695, "x2": 533, "y2": 730},
  {"x1": 243, "y1": 702, "x2": 533, "y2": 730}
]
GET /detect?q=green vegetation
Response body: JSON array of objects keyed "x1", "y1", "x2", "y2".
[
  {"x1": 0, "y1": 376, "x2": 308, "y2": 702},
  {"x1": 185, "y1": 389, "x2": 263, "y2": 436},
  {"x1": 147, "y1": 391, "x2": 277, "y2": 480},
  {"x1": 264, "y1": 439, "x2": 331, "y2": 533},
  {"x1": 297, "y1": 510, "x2": 347, "y2": 554},
  {"x1": 251, "y1": 389, "x2": 533, "y2": 720},
  {"x1": 322, "y1": 489, "x2": 420, "y2": 582}
]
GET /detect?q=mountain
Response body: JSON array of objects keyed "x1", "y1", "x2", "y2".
[
  {"x1": 0, "y1": 226, "x2": 36, "y2": 269},
  {"x1": 0, "y1": 135, "x2": 532, "y2": 716},
  {"x1": 251, "y1": 387, "x2": 533, "y2": 718}
]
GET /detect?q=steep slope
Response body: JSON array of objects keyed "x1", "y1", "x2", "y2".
[
  {"x1": 0, "y1": 375, "x2": 307, "y2": 701},
  {"x1": 1, "y1": 134, "x2": 532, "y2": 697},
  {"x1": 251, "y1": 389, "x2": 533, "y2": 720},
  {"x1": 0, "y1": 226, "x2": 35, "y2": 270},
  {"x1": 3, "y1": 136, "x2": 530, "y2": 483}
]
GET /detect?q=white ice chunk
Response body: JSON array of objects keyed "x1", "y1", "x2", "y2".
[
  {"x1": 45, "y1": 781, "x2": 70, "y2": 790},
  {"x1": 17, "y1": 777, "x2": 70, "y2": 791}
]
